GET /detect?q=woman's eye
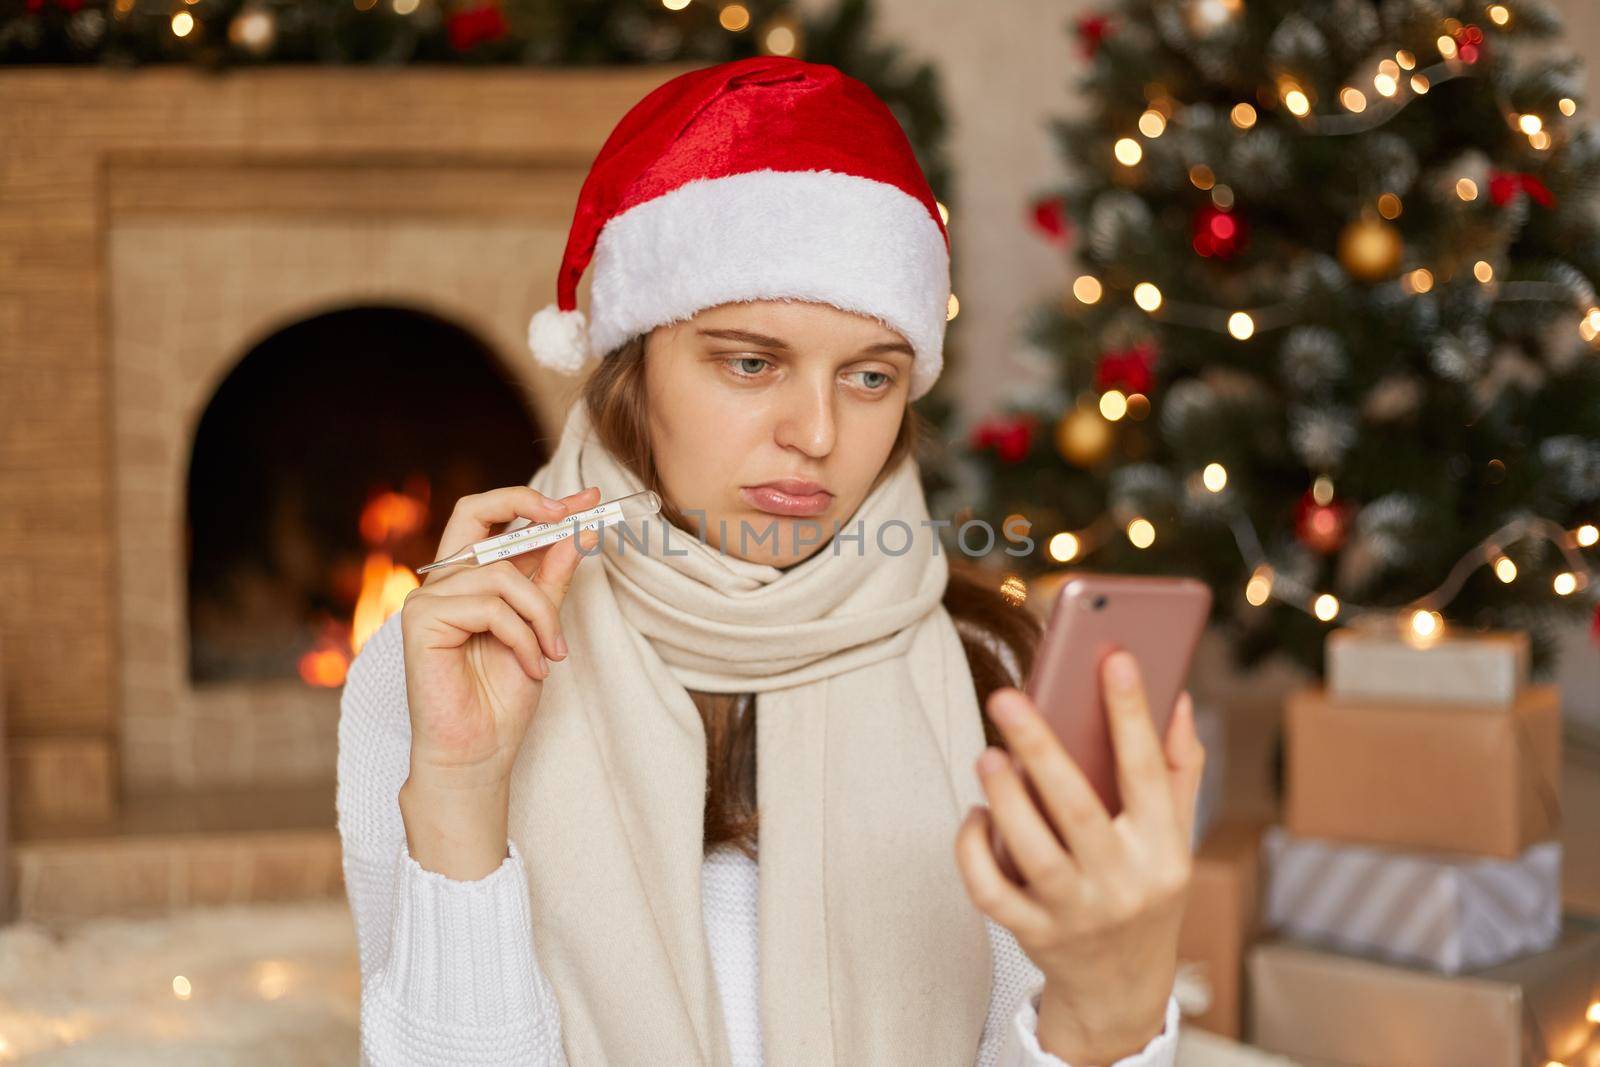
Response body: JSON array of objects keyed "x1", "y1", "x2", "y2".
[
  {"x1": 851, "y1": 370, "x2": 894, "y2": 391},
  {"x1": 725, "y1": 356, "x2": 771, "y2": 378}
]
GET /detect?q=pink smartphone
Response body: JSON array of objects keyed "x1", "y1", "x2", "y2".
[{"x1": 989, "y1": 572, "x2": 1211, "y2": 883}]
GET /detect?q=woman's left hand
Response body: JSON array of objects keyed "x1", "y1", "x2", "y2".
[{"x1": 953, "y1": 649, "x2": 1205, "y2": 1065}]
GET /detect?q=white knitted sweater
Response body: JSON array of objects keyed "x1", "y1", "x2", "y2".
[{"x1": 337, "y1": 610, "x2": 1180, "y2": 1067}]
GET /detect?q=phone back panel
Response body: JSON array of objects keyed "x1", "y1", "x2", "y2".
[{"x1": 1024, "y1": 573, "x2": 1212, "y2": 817}]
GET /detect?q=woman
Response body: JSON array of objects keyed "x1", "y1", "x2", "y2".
[{"x1": 337, "y1": 56, "x2": 1202, "y2": 1067}]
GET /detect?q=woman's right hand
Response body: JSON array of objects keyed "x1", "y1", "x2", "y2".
[
  {"x1": 396, "y1": 483, "x2": 602, "y2": 878},
  {"x1": 403, "y1": 483, "x2": 602, "y2": 780}
]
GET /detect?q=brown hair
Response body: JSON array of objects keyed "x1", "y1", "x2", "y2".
[{"x1": 580, "y1": 333, "x2": 1042, "y2": 860}]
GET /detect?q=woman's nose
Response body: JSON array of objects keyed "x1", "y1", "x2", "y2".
[{"x1": 773, "y1": 383, "x2": 836, "y2": 457}]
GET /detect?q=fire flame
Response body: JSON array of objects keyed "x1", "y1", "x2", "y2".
[{"x1": 297, "y1": 482, "x2": 429, "y2": 688}]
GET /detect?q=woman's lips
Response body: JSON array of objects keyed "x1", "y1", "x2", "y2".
[{"x1": 739, "y1": 485, "x2": 834, "y2": 517}]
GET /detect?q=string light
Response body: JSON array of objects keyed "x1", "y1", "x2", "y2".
[
  {"x1": 1189, "y1": 164, "x2": 1216, "y2": 189},
  {"x1": 1139, "y1": 109, "x2": 1167, "y2": 137},
  {"x1": 1127, "y1": 518, "x2": 1156, "y2": 548},
  {"x1": 947, "y1": 293, "x2": 960, "y2": 321},
  {"x1": 1578, "y1": 524, "x2": 1599, "y2": 548},
  {"x1": 1554, "y1": 572, "x2": 1581, "y2": 596},
  {"x1": 1114, "y1": 137, "x2": 1143, "y2": 165},
  {"x1": 1377, "y1": 192, "x2": 1402, "y2": 219},
  {"x1": 1202, "y1": 462, "x2": 1228, "y2": 492},
  {"x1": 1245, "y1": 564, "x2": 1273, "y2": 606},
  {"x1": 1559, "y1": 97, "x2": 1577, "y2": 116},
  {"x1": 1341, "y1": 87, "x2": 1367, "y2": 113},
  {"x1": 1072, "y1": 275, "x2": 1103, "y2": 304},
  {"x1": 1313, "y1": 594, "x2": 1340, "y2": 621},
  {"x1": 1395, "y1": 50, "x2": 1415, "y2": 70},
  {"x1": 1230, "y1": 102, "x2": 1258, "y2": 128},
  {"x1": 1373, "y1": 72, "x2": 1398, "y2": 97},
  {"x1": 172, "y1": 975, "x2": 193, "y2": 1000},
  {"x1": 1487, "y1": 3, "x2": 1510, "y2": 25},
  {"x1": 1133, "y1": 282, "x2": 1163, "y2": 311},
  {"x1": 1529, "y1": 130, "x2": 1551, "y2": 150},
  {"x1": 937, "y1": 201, "x2": 949, "y2": 225},
  {"x1": 1048, "y1": 532, "x2": 1081, "y2": 562},
  {"x1": 1283, "y1": 88, "x2": 1311, "y2": 117},
  {"x1": 1494, "y1": 555, "x2": 1518, "y2": 583},
  {"x1": 1227, "y1": 311, "x2": 1255, "y2": 339},
  {"x1": 1474, "y1": 260, "x2": 1494, "y2": 283},
  {"x1": 717, "y1": 3, "x2": 750, "y2": 31},
  {"x1": 1409, "y1": 608, "x2": 1444, "y2": 641},
  {"x1": 1404, "y1": 268, "x2": 1434, "y2": 294},
  {"x1": 1456, "y1": 177, "x2": 1479, "y2": 200},
  {"x1": 1410, "y1": 74, "x2": 1430, "y2": 94},
  {"x1": 1099, "y1": 389, "x2": 1129, "y2": 420},
  {"x1": 1438, "y1": 34, "x2": 1458, "y2": 60},
  {"x1": 1518, "y1": 113, "x2": 1543, "y2": 135},
  {"x1": 170, "y1": 10, "x2": 195, "y2": 35}
]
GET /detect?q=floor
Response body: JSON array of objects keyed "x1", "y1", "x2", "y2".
[{"x1": 0, "y1": 898, "x2": 359, "y2": 1065}]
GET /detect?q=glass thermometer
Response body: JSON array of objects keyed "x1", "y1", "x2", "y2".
[{"x1": 415, "y1": 489, "x2": 662, "y2": 574}]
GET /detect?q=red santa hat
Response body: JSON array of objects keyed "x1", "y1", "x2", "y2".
[{"x1": 526, "y1": 55, "x2": 952, "y2": 402}]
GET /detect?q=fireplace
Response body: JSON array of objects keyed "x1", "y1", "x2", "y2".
[{"x1": 1, "y1": 64, "x2": 687, "y2": 921}]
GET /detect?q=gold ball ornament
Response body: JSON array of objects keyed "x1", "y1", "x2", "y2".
[
  {"x1": 1056, "y1": 401, "x2": 1113, "y2": 467},
  {"x1": 1337, "y1": 215, "x2": 1404, "y2": 281}
]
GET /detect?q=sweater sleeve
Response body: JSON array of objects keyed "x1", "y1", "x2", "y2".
[
  {"x1": 336, "y1": 610, "x2": 569, "y2": 1067},
  {"x1": 978, "y1": 918, "x2": 1179, "y2": 1067}
]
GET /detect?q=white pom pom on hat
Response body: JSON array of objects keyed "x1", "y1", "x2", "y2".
[
  {"x1": 525, "y1": 55, "x2": 952, "y2": 402},
  {"x1": 526, "y1": 303, "x2": 591, "y2": 375}
]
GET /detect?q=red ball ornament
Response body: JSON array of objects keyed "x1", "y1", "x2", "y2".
[
  {"x1": 1029, "y1": 196, "x2": 1071, "y2": 246},
  {"x1": 447, "y1": 2, "x2": 509, "y2": 51},
  {"x1": 1293, "y1": 488, "x2": 1355, "y2": 554},
  {"x1": 1094, "y1": 340, "x2": 1157, "y2": 395},
  {"x1": 1451, "y1": 23, "x2": 1484, "y2": 63},
  {"x1": 1192, "y1": 203, "x2": 1247, "y2": 259},
  {"x1": 1075, "y1": 14, "x2": 1113, "y2": 58},
  {"x1": 970, "y1": 413, "x2": 1038, "y2": 464},
  {"x1": 1590, "y1": 601, "x2": 1600, "y2": 648}
]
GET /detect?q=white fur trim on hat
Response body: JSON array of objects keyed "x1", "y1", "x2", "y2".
[
  {"x1": 585, "y1": 168, "x2": 950, "y2": 401},
  {"x1": 527, "y1": 303, "x2": 592, "y2": 374}
]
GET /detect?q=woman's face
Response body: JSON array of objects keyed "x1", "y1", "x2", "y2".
[{"x1": 643, "y1": 299, "x2": 916, "y2": 569}]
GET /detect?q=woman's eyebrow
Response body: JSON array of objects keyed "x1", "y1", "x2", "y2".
[{"x1": 697, "y1": 327, "x2": 914, "y2": 359}]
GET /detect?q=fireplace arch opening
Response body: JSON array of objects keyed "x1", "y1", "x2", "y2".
[{"x1": 185, "y1": 304, "x2": 549, "y2": 686}]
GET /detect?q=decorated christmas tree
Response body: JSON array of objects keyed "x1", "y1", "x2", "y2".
[{"x1": 960, "y1": 0, "x2": 1600, "y2": 677}]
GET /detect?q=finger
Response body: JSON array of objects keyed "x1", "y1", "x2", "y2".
[
  {"x1": 953, "y1": 805, "x2": 1053, "y2": 942},
  {"x1": 424, "y1": 560, "x2": 568, "y2": 663},
  {"x1": 986, "y1": 687, "x2": 1120, "y2": 873},
  {"x1": 1163, "y1": 690, "x2": 1206, "y2": 851},
  {"x1": 501, "y1": 486, "x2": 606, "y2": 581},
  {"x1": 1102, "y1": 649, "x2": 1178, "y2": 829},
  {"x1": 427, "y1": 486, "x2": 595, "y2": 585},
  {"x1": 532, "y1": 520, "x2": 603, "y2": 615},
  {"x1": 411, "y1": 592, "x2": 549, "y2": 680},
  {"x1": 974, "y1": 746, "x2": 1082, "y2": 901}
]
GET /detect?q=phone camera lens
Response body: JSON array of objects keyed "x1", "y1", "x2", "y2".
[{"x1": 1092, "y1": 595, "x2": 1107, "y2": 610}]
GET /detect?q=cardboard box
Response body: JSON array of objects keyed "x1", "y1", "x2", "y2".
[
  {"x1": 1326, "y1": 626, "x2": 1529, "y2": 707},
  {"x1": 1262, "y1": 825, "x2": 1562, "y2": 974},
  {"x1": 1248, "y1": 921, "x2": 1600, "y2": 1067},
  {"x1": 1177, "y1": 820, "x2": 1267, "y2": 1039},
  {"x1": 1285, "y1": 683, "x2": 1562, "y2": 859}
]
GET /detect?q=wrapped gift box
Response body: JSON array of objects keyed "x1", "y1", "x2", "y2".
[
  {"x1": 1248, "y1": 921, "x2": 1600, "y2": 1067},
  {"x1": 1261, "y1": 825, "x2": 1562, "y2": 974},
  {"x1": 1177, "y1": 820, "x2": 1266, "y2": 1039},
  {"x1": 1285, "y1": 683, "x2": 1562, "y2": 859},
  {"x1": 1326, "y1": 626, "x2": 1529, "y2": 708}
]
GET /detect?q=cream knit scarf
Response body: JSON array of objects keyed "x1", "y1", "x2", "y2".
[{"x1": 506, "y1": 397, "x2": 992, "y2": 1067}]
